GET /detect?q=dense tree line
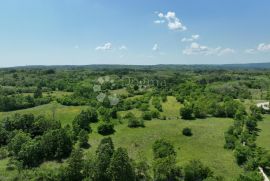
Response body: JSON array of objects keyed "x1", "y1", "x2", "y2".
[
  {"x1": 224, "y1": 106, "x2": 270, "y2": 180},
  {"x1": 0, "y1": 113, "x2": 72, "y2": 168}
]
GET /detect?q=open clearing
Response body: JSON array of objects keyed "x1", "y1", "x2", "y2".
[
  {"x1": 88, "y1": 118, "x2": 242, "y2": 180},
  {"x1": 3, "y1": 96, "x2": 270, "y2": 180}
]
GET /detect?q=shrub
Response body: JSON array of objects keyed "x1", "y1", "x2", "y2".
[
  {"x1": 193, "y1": 104, "x2": 207, "y2": 119},
  {"x1": 0, "y1": 147, "x2": 8, "y2": 160},
  {"x1": 123, "y1": 112, "x2": 135, "y2": 119},
  {"x1": 160, "y1": 115, "x2": 166, "y2": 120},
  {"x1": 224, "y1": 134, "x2": 237, "y2": 149},
  {"x1": 180, "y1": 105, "x2": 193, "y2": 120},
  {"x1": 182, "y1": 128, "x2": 192, "y2": 136},
  {"x1": 152, "y1": 139, "x2": 176, "y2": 159},
  {"x1": 142, "y1": 111, "x2": 152, "y2": 120},
  {"x1": 40, "y1": 128, "x2": 73, "y2": 161},
  {"x1": 151, "y1": 109, "x2": 160, "y2": 119},
  {"x1": 237, "y1": 171, "x2": 263, "y2": 181},
  {"x1": 78, "y1": 129, "x2": 89, "y2": 148},
  {"x1": 184, "y1": 160, "x2": 213, "y2": 181},
  {"x1": 97, "y1": 122, "x2": 115, "y2": 135},
  {"x1": 139, "y1": 103, "x2": 149, "y2": 111},
  {"x1": 234, "y1": 145, "x2": 252, "y2": 165},
  {"x1": 128, "y1": 118, "x2": 144, "y2": 128}
]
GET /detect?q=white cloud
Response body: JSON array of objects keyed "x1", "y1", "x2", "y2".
[
  {"x1": 154, "y1": 20, "x2": 165, "y2": 24},
  {"x1": 95, "y1": 42, "x2": 112, "y2": 51},
  {"x1": 245, "y1": 43, "x2": 270, "y2": 54},
  {"x1": 192, "y1": 35, "x2": 200, "y2": 40},
  {"x1": 245, "y1": 49, "x2": 256, "y2": 54},
  {"x1": 158, "y1": 13, "x2": 164, "y2": 18},
  {"x1": 155, "y1": 11, "x2": 187, "y2": 31},
  {"x1": 183, "y1": 42, "x2": 235, "y2": 56},
  {"x1": 74, "y1": 45, "x2": 79, "y2": 49},
  {"x1": 119, "y1": 45, "x2": 127, "y2": 50},
  {"x1": 152, "y1": 44, "x2": 159, "y2": 51},
  {"x1": 181, "y1": 34, "x2": 200, "y2": 42},
  {"x1": 257, "y1": 43, "x2": 270, "y2": 52}
]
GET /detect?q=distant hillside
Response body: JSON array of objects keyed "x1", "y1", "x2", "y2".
[{"x1": 2, "y1": 62, "x2": 270, "y2": 70}]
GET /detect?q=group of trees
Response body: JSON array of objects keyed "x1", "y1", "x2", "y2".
[
  {"x1": 180, "y1": 98, "x2": 245, "y2": 120},
  {"x1": 72, "y1": 108, "x2": 98, "y2": 137},
  {"x1": 1, "y1": 67, "x2": 270, "y2": 180},
  {"x1": 152, "y1": 97, "x2": 163, "y2": 112},
  {"x1": 26, "y1": 137, "x2": 138, "y2": 181},
  {"x1": 0, "y1": 113, "x2": 72, "y2": 168},
  {"x1": 9, "y1": 137, "x2": 224, "y2": 181},
  {"x1": 0, "y1": 94, "x2": 51, "y2": 112},
  {"x1": 152, "y1": 139, "x2": 222, "y2": 181},
  {"x1": 127, "y1": 113, "x2": 145, "y2": 128},
  {"x1": 224, "y1": 106, "x2": 270, "y2": 180},
  {"x1": 72, "y1": 107, "x2": 117, "y2": 137}
]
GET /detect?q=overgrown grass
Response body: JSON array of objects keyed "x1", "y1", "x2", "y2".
[
  {"x1": 0, "y1": 102, "x2": 87, "y2": 126},
  {"x1": 88, "y1": 118, "x2": 242, "y2": 180},
  {"x1": 257, "y1": 115, "x2": 270, "y2": 151},
  {"x1": 161, "y1": 96, "x2": 182, "y2": 119},
  {"x1": 0, "y1": 96, "x2": 244, "y2": 180}
]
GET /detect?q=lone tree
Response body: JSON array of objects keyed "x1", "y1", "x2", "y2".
[
  {"x1": 184, "y1": 160, "x2": 213, "y2": 181},
  {"x1": 152, "y1": 139, "x2": 176, "y2": 159},
  {"x1": 78, "y1": 129, "x2": 89, "y2": 148},
  {"x1": 72, "y1": 108, "x2": 98, "y2": 137},
  {"x1": 152, "y1": 139, "x2": 182, "y2": 180},
  {"x1": 108, "y1": 148, "x2": 135, "y2": 181},
  {"x1": 34, "y1": 85, "x2": 42, "y2": 98},
  {"x1": 97, "y1": 122, "x2": 115, "y2": 135},
  {"x1": 63, "y1": 148, "x2": 84, "y2": 181},
  {"x1": 180, "y1": 104, "x2": 193, "y2": 120},
  {"x1": 95, "y1": 137, "x2": 115, "y2": 181}
]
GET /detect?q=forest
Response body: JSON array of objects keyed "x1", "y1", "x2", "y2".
[{"x1": 0, "y1": 65, "x2": 270, "y2": 181}]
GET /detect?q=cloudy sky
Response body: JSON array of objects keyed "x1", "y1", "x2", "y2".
[{"x1": 0, "y1": 0, "x2": 270, "y2": 67}]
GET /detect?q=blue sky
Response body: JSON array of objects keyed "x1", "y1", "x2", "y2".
[{"x1": 0, "y1": 0, "x2": 270, "y2": 67}]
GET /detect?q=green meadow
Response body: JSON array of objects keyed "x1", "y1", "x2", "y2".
[{"x1": 0, "y1": 96, "x2": 247, "y2": 180}]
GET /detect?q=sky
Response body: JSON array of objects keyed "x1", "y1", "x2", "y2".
[{"x1": 0, "y1": 0, "x2": 270, "y2": 67}]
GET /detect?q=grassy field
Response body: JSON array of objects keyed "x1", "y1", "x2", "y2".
[
  {"x1": 118, "y1": 108, "x2": 143, "y2": 118},
  {"x1": 257, "y1": 115, "x2": 270, "y2": 151},
  {"x1": 0, "y1": 97, "x2": 245, "y2": 180},
  {"x1": 88, "y1": 118, "x2": 242, "y2": 180},
  {"x1": 161, "y1": 96, "x2": 182, "y2": 119},
  {"x1": 21, "y1": 91, "x2": 72, "y2": 98},
  {"x1": 0, "y1": 102, "x2": 87, "y2": 126}
]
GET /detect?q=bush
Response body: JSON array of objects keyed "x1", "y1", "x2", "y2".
[
  {"x1": 123, "y1": 112, "x2": 136, "y2": 119},
  {"x1": 78, "y1": 129, "x2": 89, "y2": 148},
  {"x1": 40, "y1": 128, "x2": 73, "y2": 161},
  {"x1": 184, "y1": 160, "x2": 213, "y2": 181},
  {"x1": 237, "y1": 171, "x2": 263, "y2": 181},
  {"x1": 128, "y1": 118, "x2": 144, "y2": 128},
  {"x1": 0, "y1": 147, "x2": 8, "y2": 160},
  {"x1": 224, "y1": 134, "x2": 237, "y2": 149},
  {"x1": 152, "y1": 139, "x2": 176, "y2": 159},
  {"x1": 234, "y1": 145, "x2": 252, "y2": 165},
  {"x1": 142, "y1": 111, "x2": 152, "y2": 120},
  {"x1": 182, "y1": 128, "x2": 192, "y2": 136},
  {"x1": 160, "y1": 115, "x2": 166, "y2": 120},
  {"x1": 193, "y1": 103, "x2": 207, "y2": 119},
  {"x1": 97, "y1": 122, "x2": 115, "y2": 135},
  {"x1": 151, "y1": 109, "x2": 160, "y2": 119},
  {"x1": 180, "y1": 105, "x2": 193, "y2": 120}
]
